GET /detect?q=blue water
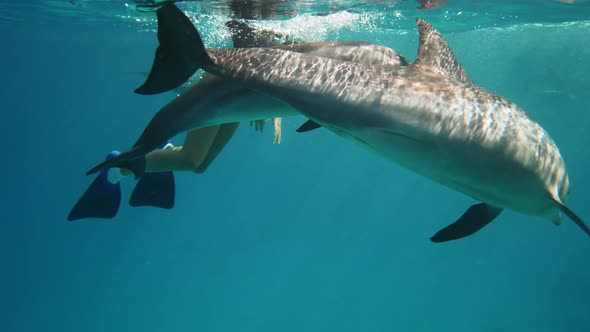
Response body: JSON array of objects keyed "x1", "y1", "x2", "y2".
[{"x1": 2, "y1": 1, "x2": 590, "y2": 331}]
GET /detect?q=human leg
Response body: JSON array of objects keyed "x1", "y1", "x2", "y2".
[{"x1": 195, "y1": 122, "x2": 240, "y2": 173}]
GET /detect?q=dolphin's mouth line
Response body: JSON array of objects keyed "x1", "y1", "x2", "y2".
[{"x1": 379, "y1": 129, "x2": 425, "y2": 144}]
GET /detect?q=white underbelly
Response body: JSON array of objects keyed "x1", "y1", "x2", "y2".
[
  {"x1": 345, "y1": 127, "x2": 557, "y2": 216},
  {"x1": 199, "y1": 92, "x2": 299, "y2": 127}
]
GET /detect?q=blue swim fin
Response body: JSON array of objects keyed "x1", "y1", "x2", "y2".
[
  {"x1": 129, "y1": 171, "x2": 175, "y2": 209},
  {"x1": 68, "y1": 152, "x2": 122, "y2": 221}
]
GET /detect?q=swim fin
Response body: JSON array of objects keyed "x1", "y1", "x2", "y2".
[
  {"x1": 129, "y1": 171, "x2": 175, "y2": 209},
  {"x1": 68, "y1": 151, "x2": 122, "y2": 221}
]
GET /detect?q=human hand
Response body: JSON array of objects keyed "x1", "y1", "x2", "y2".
[
  {"x1": 250, "y1": 119, "x2": 266, "y2": 132},
  {"x1": 273, "y1": 118, "x2": 282, "y2": 144}
]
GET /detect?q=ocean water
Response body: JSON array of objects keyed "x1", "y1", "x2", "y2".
[{"x1": 2, "y1": 0, "x2": 590, "y2": 331}]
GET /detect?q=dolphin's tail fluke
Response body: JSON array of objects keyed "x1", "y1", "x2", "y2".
[
  {"x1": 135, "y1": 2, "x2": 211, "y2": 95},
  {"x1": 86, "y1": 145, "x2": 150, "y2": 177}
]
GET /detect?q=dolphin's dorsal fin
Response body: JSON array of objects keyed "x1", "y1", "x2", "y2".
[{"x1": 414, "y1": 19, "x2": 471, "y2": 83}]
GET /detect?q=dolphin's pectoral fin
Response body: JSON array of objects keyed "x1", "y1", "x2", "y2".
[
  {"x1": 555, "y1": 201, "x2": 590, "y2": 237},
  {"x1": 296, "y1": 120, "x2": 322, "y2": 133},
  {"x1": 430, "y1": 203, "x2": 503, "y2": 243},
  {"x1": 136, "y1": 3, "x2": 210, "y2": 95},
  {"x1": 413, "y1": 19, "x2": 471, "y2": 83}
]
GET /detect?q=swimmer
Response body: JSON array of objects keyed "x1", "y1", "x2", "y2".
[
  {"x1": 416, "y1": 0, "x2": 448, "y2": 10},
  {"x1": 68, "y1": 18, "x2": 290, "y2": 221}
]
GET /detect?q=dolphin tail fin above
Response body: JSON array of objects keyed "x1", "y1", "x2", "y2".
[
  {"x1": 135, "y1": 2, "x2": 211, "y2": 95},
  {"x1": 555, "y1": 201, "x2": 590, "y2": 237}
]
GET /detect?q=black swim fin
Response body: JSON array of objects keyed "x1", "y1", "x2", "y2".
[
  {"x1": 430, "y1": 203, "x2": 503, "y2": 242},
  {"x1": 68, "y1": 152, "x2": 122, "y2": 221},
  {"x1": 129, "y1": 171, "x2": 175, "y2": 209},
  {"x1": 296, "y1": 120, "x2": 322, "y2": 133}
]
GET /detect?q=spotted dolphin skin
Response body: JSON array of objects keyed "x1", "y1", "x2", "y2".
[
  {"x1": 98, "y1": 3, "x2": 589, "y2": 241},
  {"x1": 87, "y1": 38, "x2": 410, "y2": 175}
]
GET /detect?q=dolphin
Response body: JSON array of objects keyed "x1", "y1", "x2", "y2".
[
  {"x1": 416, "y1": 0, "x2": 448, "y2": 10},
  {"x1": 87, "y1": 29, "x2": 410, "y2": 176},
  {"x1": 93, "y1": 3, "x2": 590, "y2": 241}
]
